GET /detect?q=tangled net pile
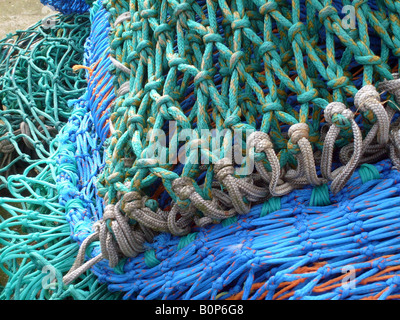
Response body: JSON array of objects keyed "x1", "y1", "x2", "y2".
[
  {"x1": 2, "y1": 0, "x2": 400, "y2": 300},
  {"x1": 0, "y1": 12, "x2": 90, "y2": 185}
]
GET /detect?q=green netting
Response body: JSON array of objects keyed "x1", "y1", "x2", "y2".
[
  {"x1": 0, "y1": 13, "x2": 90, "y2": 185},
  {"x1": 0, "y1": 8, "x2": 120, "y2": 300}
]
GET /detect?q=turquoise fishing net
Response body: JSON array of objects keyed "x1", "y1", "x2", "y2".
[
  {"x1": 0, "y1": 12, "x2": 90, "y2": 186},
  {"x1": 0, "y1": 1, "x2": 119, "y2": 300}
]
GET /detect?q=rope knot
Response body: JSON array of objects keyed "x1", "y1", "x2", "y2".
[
  {"x1": 121, "y1": 191, "x2": 143, "y2": 211},
  {"x1": 194, "y1": 70, "x2": 213, "y2": 95},
  {"x1": 136, "y1": 40, "x2": 153, "y2": 64},
  {"x1": 203, "y1": 32, "x2": 224, "y2": 45},
  {"x1": 288, "y1": 123, "x2": 309, "y2": 144},
  {"x1": 259, "y1": 1, "x2": 278, "y2": 15},
  {"x1": 171, "y1": 177, "x2": 195, "y2": 200},
  {"x1": 103, "y1": 204, "x2": 116, "y2": 221},
  {"x1": 288, "y1": 22, "x2": 306, "y2": 42},
  {"x1": 214, "y1": 157, "x2": 235, "y2": 181},
  {"x1": 327, "y1": 76, "x2": 349, "y2": 90},
  {"x1": 229, "y1": 51, "x2": 245, "y2": 73},
  {"x1": 258, "y1": 40, "x2": 277, "y2": 58},
  {"x1": 231, "y1": 17, "x2": 251, "y2": 31},
  {"x1": 354, "y1": 84, "x2": 380, "y2": 112},
  {"x1": 156, "y1": 94, "x2": 175, "y2": 120},
  {"x1": 248, "y1": 131, "x2": 273, "y2": 153},
  {"x1": 354, "y1": 84, "x2": 390, "y2": 144},
  {"x1": 173, "y1": 2, "x2": 192, "y2": 28},
  {"x1": 318, "y1": 5, "x2": 338, "y2": 24},
  {"x1": 324, "y1": 102, "x2": 353, "y2": 125},
  {"x1": 297, "y1": 87, "x2": 319, "y2": 105},
  {"x1": 153, "y1": 23, "x2": 171, "y2": 46}
]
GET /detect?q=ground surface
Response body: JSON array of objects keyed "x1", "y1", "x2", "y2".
[{"x1": 0, "y1": 0, "x2": 55, "y2": 39}]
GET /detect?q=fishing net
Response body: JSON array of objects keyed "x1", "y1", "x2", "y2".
[
  {"x1": 2, "y1": 0, "x2": 400, "y2": 300},
  {"x1": 0, "y1": 2, "x2": 120, "y2": 300},
  {"x1": 0, "y1": 12, "x2": 91, "y2": 186}
]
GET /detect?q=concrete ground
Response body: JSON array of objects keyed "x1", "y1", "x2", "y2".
[{"x1": 0, "y1": 0, "x2": 56, "y2": 39}]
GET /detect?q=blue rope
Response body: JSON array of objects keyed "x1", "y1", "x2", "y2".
[{"x1": 40, "y1": 0, "x2": 91, "y2": 14}]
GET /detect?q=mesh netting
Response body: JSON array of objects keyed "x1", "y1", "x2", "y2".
[{"x1": 0, "y1": 13, "x2": 90, "y2": 186}]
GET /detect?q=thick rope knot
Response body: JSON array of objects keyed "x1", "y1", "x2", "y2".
[
  {"x1": 121, "y1": 191, "x2": 143, "y2": 211},
  {"x1": 194, "y1": 70, "x2": 213, "y2": 95},
  {"x1": 248, "y1": 131, "x2": 274, "y2": 153},
  {"x1": 354, "y1": 85, "x2": 390, "y2": 145},
  {"x1": 214, "y1": 157, "x2": 235, "y2": 182},
  {"x1": 120, "y1": 191, "x2": 169, "y2": 233},
  {"x1": 213, "y1": 157, "x2": 269, "y2": 212},
  {"x1": 63, "y1": 199, "x2": 159, "y2": 285},
  {"x1": 288, "y1": 22, "x2": 306, "y2": 43},
  {"x1": 213, "y1": 158, "x2": 250, "y2": 214},
  {"x1": 173, "y1": 2, "x2": 192, "y2": 28},
  {"x1": 259, "y1": 1, "x2": 278, "y2": 15},
  {"x1": 154, "y1": 23, "x2": 172, "y2": 47},
  {"x1": 327, "y1": 76, "x2": 349, "y2": 90},
  {"x1": 156, "y1": 94, "x2": 176, "y2": 120},
  {"x1": 321, "y1": 100, "x2": 363, "y2": 194},
  {"x1": 144, "y1": 77, "x2": 164, "y2": 94},
  {"x1": 324, "y1": 102, "x2": 353, "y2": 127},
  {"x1": 136, "y1": 40, "x2": 154, "y2": 65},
  {"x1": 354, "y1": 85, "x2": 380, "y2": 113},
  {"x1": 229, "y1": 51, "x2": 245, "y2": 74},
  {"x1": 288, "y1": 123, "x2": 309, "y2": 144},
  {"x1": 231, "y1": 17, "x2": 251, "y2": 31},
  {"x1": 258, "y1": 41, "x2": 277, "y2": 58},
  {"x1": 288, "y1": 123, "x2": 323, "y2": 186},
  {"x1": 203, "y1": 32, "x2": 224, "y2": 45},
  {"x1": 318, "y1": 5, "x2": 339, "y2": 24},
  {"x1": 171, "y1": 177, "x2": 196, "y2": 200},
  {"x1": 248, "y1": 131, "x2": 293, "y2": 196}
]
